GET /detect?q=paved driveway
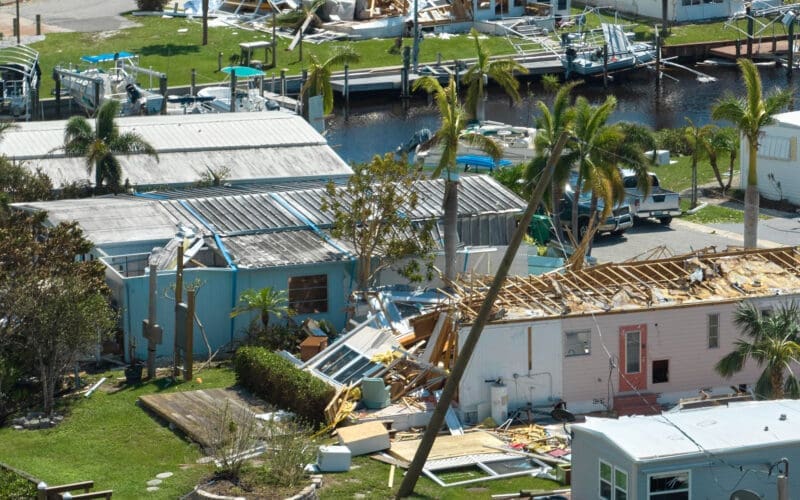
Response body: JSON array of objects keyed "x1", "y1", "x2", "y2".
[{"x1": 0, "y1": 0, "x2": 140, "y2": 35}]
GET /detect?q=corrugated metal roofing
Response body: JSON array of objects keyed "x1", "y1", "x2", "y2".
[
  {"x1": 0, "y1": 112, "x2": 352, "y2": 188},
  {"x1": 221, "y1": 231, "x2": 353, "y2": 268},
  {"x1": 14, "y1": 197, "x2": 186, "y2": 246},
  {"x1": 15, "y1": 174, "x2": 525, "y2": 266},
  {"x1": 576, "y1": 400, "x2": 800, "y2": 461}
]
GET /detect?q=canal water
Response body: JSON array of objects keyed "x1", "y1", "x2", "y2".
[{"x1": 325, "y1": 64, "x2": 800, "y2": 165}]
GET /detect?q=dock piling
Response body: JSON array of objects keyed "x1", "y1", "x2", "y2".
[
  {"x1": 280, "y1": 69, "x2": 286, "y2": 97},
  {"x1": 229, "y1": 71, "x2": 237, "y2": 112},
  {"x1": 789, "y1": 18, "x2": 795, "y2": 77},
  {"x1": 344, "y1": 63, "x2": 350, "y2": 121},
  {"x1": 746, "y1": 5, "x2": 753, "y2": 58},
  {"x1": 190, "y1": 68, "x2": 196, "y2": 96},
  {"x1": 401, "y1": 46, "x2": 411, "y2": 102},
  {"x1": 602, "y1": 44, "x2": 608, "y2": 88}
]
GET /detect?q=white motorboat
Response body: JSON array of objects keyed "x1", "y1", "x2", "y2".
[
  {"x1": 197, "y1": 66, "x2": 276, "y2": 113},
  {"x1": 58, "y1": 52, "x2": 164, "y2": 116},
  {"x1": 415, "y1": 120, "x2": 537, "y2": 169},
  {"x1": 561, "y1": 23, "x2": 655, "y2": 78}
]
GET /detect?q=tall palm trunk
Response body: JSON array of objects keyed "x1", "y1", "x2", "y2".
[
  {"x1": 202, "y1": 0, "x2": 209, "y2": 46},
  {"x1": 443, "y1": 178, "x2": 459, "y2": 282},
  {"x1": 771, "y1": 368, "x2": 785, "y2": 399},
  {"x1": 744, "y1": 140, "x2": 759, "y2": 248}
]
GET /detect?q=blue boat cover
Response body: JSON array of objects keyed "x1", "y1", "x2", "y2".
[
  {"x1": 81, "y1": 52, "x2": 136, "y2": 64},
  {"x1": 455, "y1": 155, "x2": 512, "y2": 168},
  {"x1": 221, "y1": 66, "x2": 266, "y2": 78}
]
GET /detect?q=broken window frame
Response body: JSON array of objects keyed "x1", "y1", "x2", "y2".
[
  {"x1": 564, "y1": 329, "x2": 591, "y2": 357},
  {"x1": 648, "y1": 470, "x2": 690, "y2": 498},
  {"x1": 422, "y1": 453, "x2": 551, "y2": 488},
  {"x1": 707, "y1": 313, "x2": 719, "y2": 349}
]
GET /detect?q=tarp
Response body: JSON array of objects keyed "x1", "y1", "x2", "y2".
[
  {"x1": 184, "y1": 0, "x2": 223, "y2": 15},
  {"x1": 80, "y1": 52, "x2": 136, "y2": 64}
]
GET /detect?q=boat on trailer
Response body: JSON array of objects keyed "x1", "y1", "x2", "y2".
[
  {"x1": 0, "y1": 45, "x2": 41, "y2": 120},
  {"x1": 561, "y1": 23, "x2": 655, "y2": 77},
  {"x1": 58, "y1": 52, "x2": 164, "y2": 116},
  {"x1": 415, "y1": 120, "x2": 537, "y2": 168}
]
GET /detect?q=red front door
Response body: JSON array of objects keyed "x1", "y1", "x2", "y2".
[{"x1": 619, "y1": 324, "x2": 647, "y2": 392}]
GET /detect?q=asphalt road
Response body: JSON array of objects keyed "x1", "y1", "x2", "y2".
[
  {"x1": 590, "y1": 207, "x2": 796, "y2": 263},
  {"x1": 1, "y1": 0, "x2": 139, "y2": 33}
]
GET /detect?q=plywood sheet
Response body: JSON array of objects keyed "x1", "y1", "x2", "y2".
[
  {"x1": 389, "y1": 431, "x2": 505, "y2": 463},
  {"x1": 139, "y1": 388, "x2": 268, "y2": 448},
  {"x1": 337, "y1": 421, "x2": 390, "y2": 456}
]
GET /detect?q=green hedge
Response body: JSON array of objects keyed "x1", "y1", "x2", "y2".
[{"x1": 233, "y1": 347, "x2": 335, "y2": 425}]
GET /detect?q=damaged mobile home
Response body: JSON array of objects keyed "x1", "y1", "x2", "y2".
[{"x1": 299, "y1": 246, "x2": 800, "y2": 434}]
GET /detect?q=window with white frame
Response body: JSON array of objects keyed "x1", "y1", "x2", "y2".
[
  {"x1": 615, "y1": 468, "x2": 628, "y2": 500},
  {"x1": 600, "y1": 460, "x2": 629, "y2": 500},
  {"x1": 707, "y1": 313, "x2": 719, "y2": 349},
  {"x1": 600, "y1": 461, "x2": 612, "y2": 500},
  {"x1": 565, "y1": 329, "x2": 591, "y2": 357},
  {"x1": 649, "y1": 470, "x2": 690, "y2": 499}
]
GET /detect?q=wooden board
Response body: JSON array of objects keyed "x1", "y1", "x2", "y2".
[
  {"x1": 388, "y1": 431, "x2": 506, "y2": 463},
  {"x1": 139, "y1": 388, "x2": 268, "y2": 448}
]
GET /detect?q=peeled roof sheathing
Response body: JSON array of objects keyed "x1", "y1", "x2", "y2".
[{"x1": 456, "y1": 247, "x2": 800, "y2": 322}]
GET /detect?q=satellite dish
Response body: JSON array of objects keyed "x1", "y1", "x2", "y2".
[{"x1": 730, "y1": 490, "x2": 761, "y2": 500}]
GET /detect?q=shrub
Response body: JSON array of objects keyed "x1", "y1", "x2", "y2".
[
  {"x1": 0, "y1": 468, "x2": 36, "y2": 499},
  {"x1": 233, "y1": 347, "x2": 334, "y2": 425},
  {"x1": 258, "y1": 419, "x2": 316, "y2": 488},
  {"x1": 655, "y1": 127, "x2": 691, "y2": 156},
  {"x1": 136, "y1": 0, "x2": 169, "y2": 11}
]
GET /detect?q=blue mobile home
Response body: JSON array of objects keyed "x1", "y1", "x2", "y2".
[{"x1": 571, "y1": 400, "x2": 800, "y2": 499}]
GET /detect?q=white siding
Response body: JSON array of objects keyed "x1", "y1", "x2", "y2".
[
  {"x1": 741, "y1": 118, "x2": 800, "y2": 205},
  {"x1": 561, "y1": 297, "x2": 799, "y2": 412},
  {"x1": 457, "y1": 319, "x2": 562, "y2": 422}
]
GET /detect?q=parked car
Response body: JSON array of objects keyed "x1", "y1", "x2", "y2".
[
  {"x1": 621, "y1": 169, "x2": 681, "y2": 225},
  {"x1": 558, "y1": 185, "x2": 634, "y2": 239}
]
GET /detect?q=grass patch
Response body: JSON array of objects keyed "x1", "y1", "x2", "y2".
[
  {"x1": 0, "y1": 364, "x2": 564, "y2": 499},
  {"x1": 31, "y1": 16, "x2": 516, "y2": 97},
  {"x1": 680, "y1": 198, "x2": 745, "y2": 223},
  {"x1": 647, "y1": 154, "x2": 737, "y2": 194},
  {"x1": 0, "y1": 367, "x2": 236, "y2": 499},
  {"x1": 319, "y1": 454, "x2": 562, "y2": 498}
]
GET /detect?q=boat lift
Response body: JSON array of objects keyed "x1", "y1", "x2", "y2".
[
  {"x1": 52, "y1": 54, "x2": 168, "y2": 118},
  {"x1": 0, "y1": 44, "x2": 41, "y2": 121},
  {"x1": 723, "y1": 2, "x2": 800, "y2": 72}
]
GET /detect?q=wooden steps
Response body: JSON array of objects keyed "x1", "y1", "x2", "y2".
[{"x1": 613, "y1": 392, "x2": 661, "y2": 416}]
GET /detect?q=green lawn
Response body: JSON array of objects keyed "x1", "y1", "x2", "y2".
[
  {"x1": 31, "y1": 15, "x2": 516, "y2": 98},
  {"x1": 0, "y1": 365, "x2": 563, "y2": 499},
  {"x1": 646, "y1": 154, "x2": 737, "y2": 194},
  {"x1": 0, "y1": 368, "x2": 235, "y2": 499},
  {"x1": 680, "y1": 198, "x2": 745, "y2": 223}
]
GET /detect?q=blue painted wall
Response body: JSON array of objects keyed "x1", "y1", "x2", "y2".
[{"x1": 118, "y1": 261, "x2": 354, "y2": 361}]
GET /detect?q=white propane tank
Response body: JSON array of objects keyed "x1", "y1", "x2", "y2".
[{"x1": 490, "y1": 382, "x2": 508, "y2": 425}]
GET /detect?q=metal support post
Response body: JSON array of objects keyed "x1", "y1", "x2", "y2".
[{"x1": 344, "y1": 63, "x2": 350, "y2": 121}]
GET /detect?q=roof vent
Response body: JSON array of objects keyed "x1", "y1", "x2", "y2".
[{"x1": 780, "y1": 414, "x2": 787, "y2": 421}]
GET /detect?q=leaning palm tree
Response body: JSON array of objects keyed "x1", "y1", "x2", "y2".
[
  {"x1": 300, "y1": 46, "x2": 360, "y2": 116},
  {"x1": 413, "y1": 76, "x2": 501, "y2": 283},
  {"x1": 63, "y1": 100, "x2": 158, "y2": 193},
  {"x1": 711, "y1": 59, "x2": 791, "y2": 248},
  {"x1": 715, "y1": 301, "x2": 800, "y2": 400},
  {"x1": 230, "y1": 287, "x2": 294, "y2": 331},
  {"x1": 525, "y1": 80, "x2": 578, "y2": 239},
  {"x1": 462, "y1": 28, "x2": 528, "y2": 122}
]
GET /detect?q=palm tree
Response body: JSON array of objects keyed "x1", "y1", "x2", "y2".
[
  {"x1": 711, "y1": 59, "x2": 791, "y2": 248},
  {"x1": 683, "y1": 118, "x2": 716, "y2": 209},
  {"x1": 413, "y1": 76, "x2": 501, "y2": 282},
  {"x1": 230, "y1": 287, "x2": 293, "y2": 331},
  {"x1": 300, "y1": 46, "x2": 360, "y2": 116},
  {"x1": 462, "y1": 28, "x2": 528, "y2": 122},
  {"x1": 63, "y1": 100, "x2": 158, "y2": 193},
  {"x1": 525, "y1": 81, "x2": 579, "y2": 237},
  {"x1": 702, "y1": 126, "x2": 739, "y2": 194},
  {"x1": 202, "y1": 0, "x2": 209, "y2": 45},
  {"x1": 715, "y1": 301, "x2": 800, "y2": 399}
]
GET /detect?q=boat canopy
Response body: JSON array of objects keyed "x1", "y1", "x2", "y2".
[
  {"x1": 221, "y1": 66, "x2": 266, "y2": 78},
  {"x1": 81, "y1": 52, "x2": 136, "y2": 64},
  {"x1": 0, "y1": 45, "x2": 39, "y2": 77},
  {"x1": 456, "y1": 155, "x2": 513, "y2": 169}
]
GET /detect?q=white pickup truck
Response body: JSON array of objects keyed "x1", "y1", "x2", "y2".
[{"x1": 621, "y1": 169, "x2": 681, "y2": 226}]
